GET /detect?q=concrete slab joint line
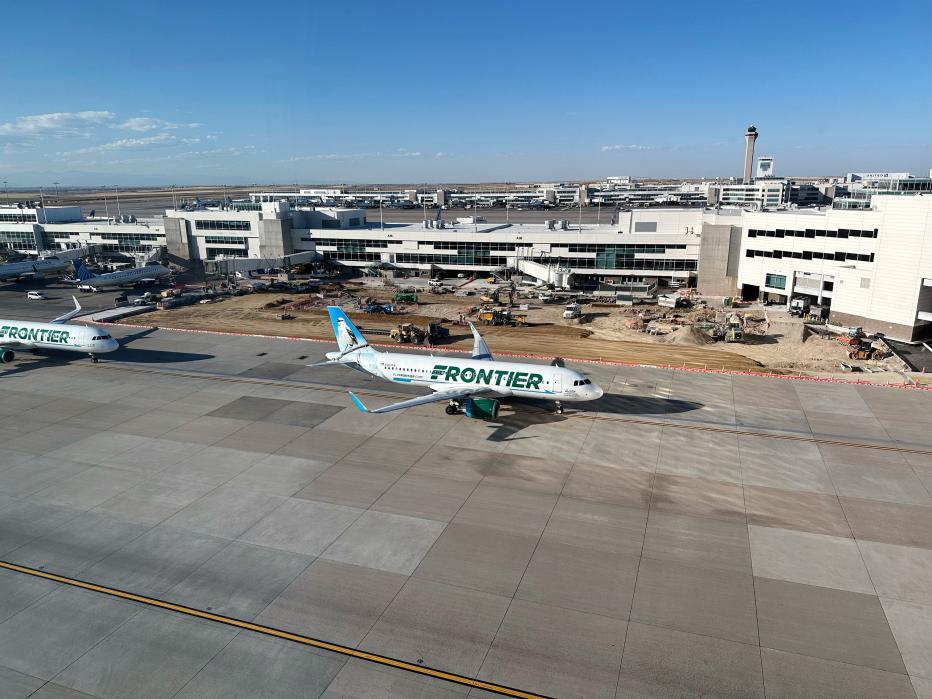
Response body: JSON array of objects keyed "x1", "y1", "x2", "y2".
[
  {"x1": 79, "y1": 362, "x2": 932, "y2": 457},
  {"x1": 99, "y1": 321, "x2": 932, "y2": 392},
  {"x1": 0, "y1": 559, "x2": 552, "y2": 699}
]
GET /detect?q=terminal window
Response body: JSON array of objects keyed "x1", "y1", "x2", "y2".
[
  {"x1": 765, "y1": 273, "x2": 787, "y2": 289},
  {"x1": 194, "y1": 220, "x2": 251, "y2": 231},
  {"x1": 204, "y1": 236, "x2": 247, "y2": 245}
]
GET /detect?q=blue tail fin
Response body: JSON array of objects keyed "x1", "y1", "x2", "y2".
[
  {"x1": 72, "y1": 260, "x2": 96, "y2": 282},
  {"x1": 327, "y1": 306, "x2": 368, "y2": 354}
]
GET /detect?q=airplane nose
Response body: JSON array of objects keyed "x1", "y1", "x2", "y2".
[
  {"x1": 592, "y1": 385, "x2": 604, "y2": 399},
  {"x1": 106, "y1": 339, "x2": 120, "y2": 352}
]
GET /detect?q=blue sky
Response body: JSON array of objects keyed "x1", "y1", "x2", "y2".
[{"x1": 1, "y1": 0, "x2": 929, "y2": 185}]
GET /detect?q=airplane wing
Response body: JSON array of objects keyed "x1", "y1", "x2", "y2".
[
  {"x1": 52, "y1": 296, "x2": 83, "y2": 324},
  {"x1": 467, "y1": 321, "x2": 493, "y2": 360},
  {"x1": 347, "y1": 386, "x2": 500, "y2": 414},
  {"x1": 0, "y1": 341, "x2": 30, "y2": 350}
]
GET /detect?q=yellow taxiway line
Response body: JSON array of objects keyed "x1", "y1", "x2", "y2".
[{"x1": 0, "y1": 559, "x2": 549, "y2": 699}]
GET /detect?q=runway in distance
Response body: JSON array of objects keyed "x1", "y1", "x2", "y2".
[
  {"x1": 0, "y1": 256, "x2": 70, "y2": 281},
  {"x1": 0, "y1": 296, "x2": 119, "y2": 364},
  {"x1": 67, "y1": 260, "x2": 172, "y2": 291},
  {"x1": 314, "y1": 306, "x2": 603, "y2": 416}
]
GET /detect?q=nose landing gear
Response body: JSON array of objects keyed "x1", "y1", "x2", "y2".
[
  {"x1": 89, "y1": 354, "x2": 99, "y2": 364},
  {"x1": 554, "y1": 401, "x2": 564, "y2": 415}
]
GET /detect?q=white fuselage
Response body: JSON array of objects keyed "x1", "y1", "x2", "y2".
[
  {"x1": 0, "y1": 258, "x2": 69, "y2": 281},
  {"x1": 0, "y1": 319, "x2": 119, "y2": 355},
  {"x1": 331, "y1": 348, "x2": 603, "y2": 402},
  {"x1": 77, "y1": 265, "x2": 171, "y2": 291}
]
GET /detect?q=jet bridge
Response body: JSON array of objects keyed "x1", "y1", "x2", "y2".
[{"x1": 203, "y1": 250, "x2": 320, "y2": 276}]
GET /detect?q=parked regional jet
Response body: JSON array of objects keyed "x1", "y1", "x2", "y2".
[
  {"x1": 66, "y1": 260, "x2": 172, "y2": 292},
  {"x1": 313, "y1": 306, "x2": 602, "y2": 416},
  {"x1": 0, "y1": 256, "x2": 70, "y2": 282},
  {"x1": 0, "y1": 296, "x2": 119, "y2": 364}
]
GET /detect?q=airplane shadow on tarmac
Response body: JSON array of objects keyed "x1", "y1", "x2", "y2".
[{"x1": 483, "y1": 393, "x2": 701, "y2": 441}]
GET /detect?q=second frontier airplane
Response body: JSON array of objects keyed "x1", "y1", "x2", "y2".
[
  {"x1": 67, "y1": 260, "x2": 173, "y2": 292},
  {"x1": 314, "y1": 306, "x2": 602, "y2": 416},
  {"x1": 0, "y1": 296, "x2": 119, "y2": 364}
]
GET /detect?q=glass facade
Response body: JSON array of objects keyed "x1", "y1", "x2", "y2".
[
  {"x1": 205, "y1": 247, "x2": 248, "y2": 259},
  {"x1": 0, "y1": 230, "x2": 38, "y2": 250},
  {"x1": 194, "y1": 220, "x2": 251, "y2": 231},
  {"x1": 203, "y1": 236, "x2": 247, "y2": 245},
  {"x1": 0, "y1": 213, "x2": 37, "y2": 223}
]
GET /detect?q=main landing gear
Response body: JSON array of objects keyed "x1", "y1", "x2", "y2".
[{"x1": 445, "y1": 401, "x2": 462, "y2": 415}]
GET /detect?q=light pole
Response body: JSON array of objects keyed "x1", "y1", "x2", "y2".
[
  {"x1": 578, "y1": 192, "x2": 583, "y2": 232},
  {"x1": 38, "y1": 187, "x2": 46, "y2": 222},
  {"x1": 378, "y1": 191, "x2": 384, "y2": 232},
  {"x1": 53, "y1": 181, "x2": 60, "y2": 201},
  {"x1": 114, "y1": 185, "x2": 122, "y2": 219},
  {"x1": 2, "y1": 181, "x2": 7, "y2": 203},
  {"x1": 171, "y1": 184, "x2": 177, "y2": 210}
]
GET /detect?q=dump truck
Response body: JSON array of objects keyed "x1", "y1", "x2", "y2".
[
  {"x1": 393, "y1": 292, "x2": 418, "y2": 303},
  {"x1": 477, "y1": 309, "x2": 528, "y2": 327}
]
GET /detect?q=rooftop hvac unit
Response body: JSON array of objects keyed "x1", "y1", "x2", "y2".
[
  {"x1": 560, "y1": 220, "x2": 569, "y2": 230},
  {"x1": 546, "y1": 219, "x2": 555, "y2": 230},
  {"x1": 437, "y1": 220, "x2": 445, "y2": 229}
]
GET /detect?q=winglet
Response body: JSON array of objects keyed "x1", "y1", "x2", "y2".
[
  {"x1": 347, "y1": 391, "x2": 369, "y2": 413},
  {"x1": 52, "y1": 295, "x2": 83, "y2": 324},
  {"x1": 467, "y1": 321, "x2": 493, "y2": 361}
]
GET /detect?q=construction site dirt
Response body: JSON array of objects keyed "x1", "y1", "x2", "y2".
[{"x1": 119, "y1": 289, "x2": 855, "y2": 374}]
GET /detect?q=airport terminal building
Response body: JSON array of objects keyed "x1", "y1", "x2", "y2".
[{"x1": 5, "y1": 183, "x2": 932, "y2": 341}]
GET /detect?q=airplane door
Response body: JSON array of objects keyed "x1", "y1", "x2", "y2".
[{"x1": 550, "y1": 371, "x2": 562, "y2": 394}]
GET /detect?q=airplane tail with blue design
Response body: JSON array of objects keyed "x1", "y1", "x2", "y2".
[
  {"x1": 72, "y1": 260, "x2": 97, "y2": 282},
  {"x1": 308, "y1": 306, "x2": 378, "y2": 368}
]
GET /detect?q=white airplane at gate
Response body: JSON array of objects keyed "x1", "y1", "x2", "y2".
[
  {"x1": 0, "y1": 296, "x2": 119, "y2": 365},
  {"x1": 0, "y1": 256, "x2": 70, "y2": 282},
  {"x1": 66, "y1": 260, "x2": 172, "y2": 292},
  {"x1": 314, "y1": 306, "x2": 602, "y2": 416}
]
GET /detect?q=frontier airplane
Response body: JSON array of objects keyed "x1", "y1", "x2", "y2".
[
  {"x1": 0, "y1": 296, "x2": 119, "y2": 364},
  {"x1": 314, "y1": 306, "x2": 603, "y2": 416}
]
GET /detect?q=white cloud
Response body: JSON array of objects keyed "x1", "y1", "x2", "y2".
[
  {"x1": 600, "y1": 144, "x2": 652, "y2": 152},
  {"x1": 434, "y1": 151, "x2": 446, "y2": 158},
  {"x1": 101, "y1": 145, "x2": 255, "y2": 166},
  {"x1": 0, "y1": 111, "x2": 115, "y2": 137},
  {"x1": 61, "y1": 132, "x2": 201, "y2": 156},
  {"x1": 115, "y1": 117, "x2": 201, "y2": 132},
  {"x1": 286, "y1": 148, "x2": 423, "y2": 162}
]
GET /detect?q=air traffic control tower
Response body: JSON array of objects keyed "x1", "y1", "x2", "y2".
[{"x1": 743, "y1": 125, "x2": 758, "y2": 183}]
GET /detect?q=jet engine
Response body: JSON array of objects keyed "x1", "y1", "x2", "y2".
[{"x1": 0, "y1": 349, "x2": 15, "y2": 363}]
